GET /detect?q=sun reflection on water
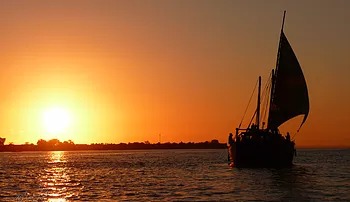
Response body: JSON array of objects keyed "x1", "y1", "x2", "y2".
[
  {"x1": 49, "y1": 151, "x2": 66, "y2": 163},
  {"x1": 38, "y1": 151, "x2": 80, "y2": 201}
]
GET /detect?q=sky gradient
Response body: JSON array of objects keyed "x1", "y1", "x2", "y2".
[{"x1": 1, "y1": 0, "x2": 349, "y2": 147}]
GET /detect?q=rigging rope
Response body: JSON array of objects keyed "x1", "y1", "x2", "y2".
[
  {"x1": 238, "y1": 78, "x2": 258, "y2": 129},
  {"x1": 248, "y1": 109, "x2": 257, "y2": 128},
  {"x1": 261, "y1": 73, "x2": 272, "y2": 128},
  {"x1": 291, "y1": 132, "x2": 297, "y2": 141},
  {"x1": 291, "y1": 128, "x2": 301, "y2": 141}
]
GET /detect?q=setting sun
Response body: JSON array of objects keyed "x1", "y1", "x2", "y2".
[{"x1": 42, "y1": 107, "x2": 72, "y2": 136}]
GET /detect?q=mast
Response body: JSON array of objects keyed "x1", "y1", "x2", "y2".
[
  {"x1": 268, "y1": 11, "x2": 286, "y2": 129},
  {"x1": 281, "y1": 10, "x2": 286, "y2": 32},
  {"x1": 268, "y1": 69, "x2": 275, "y2": 129},
  {"x1": 256, "y1": 76, "x2": 261, "y2": 129},
  {"x1": 276, "y1": 10, "x2": 286, "y2": 74}
]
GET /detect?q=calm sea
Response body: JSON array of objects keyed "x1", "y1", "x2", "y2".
[{"x1": 0, "y1": 149, "x2": 349, "y2": 201}]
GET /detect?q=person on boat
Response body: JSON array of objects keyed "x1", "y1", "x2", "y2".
[
  {"x1": 227, "y1": 133, "x2": 235, "y2": 164},
  {"x1": 286, "y1": 132, "x2": 291, "y2": 142},
  {"x1": 228, "y1": 133, "x2": 234, "y2": 146}
]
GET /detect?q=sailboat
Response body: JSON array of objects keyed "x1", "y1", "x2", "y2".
[{"x1": 228, "y1": 11, "x2": 309, "y2": 168}]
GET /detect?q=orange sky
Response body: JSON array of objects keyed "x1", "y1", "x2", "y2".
[{"x1": 0, "y1": 0, "x2": 349, "y2": 148}]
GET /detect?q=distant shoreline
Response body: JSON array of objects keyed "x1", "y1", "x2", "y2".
[
  {"x1": 1, "y1": 141, "x2": 348, "y2": 152},
  {"x1": 0, "y1": 141, "x2": 227, "y2": 152}
]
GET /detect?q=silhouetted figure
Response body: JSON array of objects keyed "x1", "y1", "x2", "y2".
[
  {"x1": 227, "y1": 133, "x2": 234, "y2": 164},
  {"x1": 286, "y1": 132, "x2": 291, "y2": 142},
  {"x1": 228, "y1": 133, "x2": 234, "y2": 146}
]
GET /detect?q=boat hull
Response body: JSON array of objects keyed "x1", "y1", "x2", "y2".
[{"x1": 228, "y1": 134, "x2": 295, "y2": 168}]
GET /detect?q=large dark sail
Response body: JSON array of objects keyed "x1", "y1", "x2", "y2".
[{"x1": 268, "y1": 32, "x2": 309, "y2": 129}]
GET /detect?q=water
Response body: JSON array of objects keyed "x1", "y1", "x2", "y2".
[{"x1": 0, "y1": 149, "x2": 349, "y2": 201}]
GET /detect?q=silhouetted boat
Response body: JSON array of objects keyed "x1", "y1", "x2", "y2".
[{"x1": 228, "y1": 11, "x2": 309, "y2": 168}]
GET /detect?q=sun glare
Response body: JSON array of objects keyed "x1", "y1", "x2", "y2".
[{"x1": 42, "y1": 107, "x2": 72, "y2": 135}]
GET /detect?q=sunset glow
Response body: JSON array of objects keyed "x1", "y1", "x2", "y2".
[{"x1": 0, "y1": 1, "x2": 349, "y2": 148}]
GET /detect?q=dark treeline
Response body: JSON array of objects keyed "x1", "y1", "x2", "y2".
[{"x1": 0, "y1": 139, "x2": 226, "y2": 152}]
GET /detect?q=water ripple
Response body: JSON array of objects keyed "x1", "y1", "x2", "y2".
[{"x1": 0, "y1": 149, "x2": 349, "y2": 201}]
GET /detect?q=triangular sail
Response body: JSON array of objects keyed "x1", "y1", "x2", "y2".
[{"x1": 268, "y1": 32, "x2": 309, "y2": 129}]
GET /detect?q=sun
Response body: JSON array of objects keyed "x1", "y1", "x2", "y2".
[{"x1": 42, "y1": 107, "x2": 72, "y2": 135}]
